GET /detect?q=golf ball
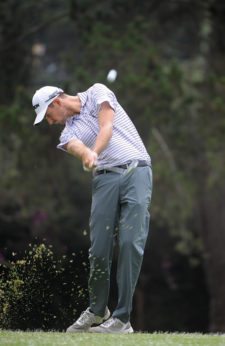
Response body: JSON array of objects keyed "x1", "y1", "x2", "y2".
[{"x1": 107, "y1": 69, "x2": 117, "y2": 82}]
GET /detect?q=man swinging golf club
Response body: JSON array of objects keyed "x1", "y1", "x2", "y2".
[{"x1": 32, "y1": 83, "x2": 153, "y2": 333}]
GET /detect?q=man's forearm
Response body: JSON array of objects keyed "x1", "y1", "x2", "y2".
[{"x1": 66, "y1": 139, "x2": 88, "y2": 159}]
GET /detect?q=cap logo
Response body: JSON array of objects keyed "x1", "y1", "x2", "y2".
[
  {"x1": 45, "y1": 90, "x2": 61, "y2": 103},
  {"x1": 33, "y1": 103, "x2": 39, "y2": 109}
]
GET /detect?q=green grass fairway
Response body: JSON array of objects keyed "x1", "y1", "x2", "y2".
[{"x1": 0, "y1": 331, "x2": 225, "y2": 346}]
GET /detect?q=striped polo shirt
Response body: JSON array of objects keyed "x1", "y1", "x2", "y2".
[{"x1": 57, "y1": 83, "x2": 151, "y2": 168}]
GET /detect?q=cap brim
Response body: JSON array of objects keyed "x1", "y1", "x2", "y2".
[{"x1": 33, "y1": 106, "x2": 48, "y2": 126}]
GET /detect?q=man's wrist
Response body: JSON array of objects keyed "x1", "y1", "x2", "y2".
[
  {"x1": 92, "y1": 148, "x2": 99, "y2": 156},
  {"x1": 81, "y1": 147, "x2": 96, "y2": 160}
]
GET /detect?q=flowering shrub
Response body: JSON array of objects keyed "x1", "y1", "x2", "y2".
[{"x1": 0, "y1": 243, "x2": 89, "y2": 330}]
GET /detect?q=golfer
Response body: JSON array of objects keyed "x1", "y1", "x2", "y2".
[{"x1": 32, "y1": 83, "x2": 152, "y2": 333}]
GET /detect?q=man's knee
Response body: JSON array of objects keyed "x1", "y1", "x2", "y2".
[{"x1": 119, "y1": 238, "x2": 145, "y2": 257}]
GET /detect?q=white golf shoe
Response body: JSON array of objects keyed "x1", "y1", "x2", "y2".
[
  {"x1": 89, "y1": 317, "x2": 134, "y2": 334},
  {"x1": 66, "y1": 307, "x2": 110, "y2": 333}
]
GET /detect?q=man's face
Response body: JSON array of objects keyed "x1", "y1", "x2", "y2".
[{"x1": 45, "y1": 100, "x2": 67, "y2": 125}]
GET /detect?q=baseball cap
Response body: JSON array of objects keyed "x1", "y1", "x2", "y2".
[{"x1": 32, "y1": 86, "x2": 64, "y2": 125}]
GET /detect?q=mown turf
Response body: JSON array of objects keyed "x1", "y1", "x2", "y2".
[{"x1": 0, "y1": 331, "x2": 225, "y2": 346}]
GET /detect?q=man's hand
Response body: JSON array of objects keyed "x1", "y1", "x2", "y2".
[
  {"x1": 82, "y1": 148, "x2": 98, "y2": 171},
  {"x1": 66, "y1": 139, "x2": 98, "y2": 171}
]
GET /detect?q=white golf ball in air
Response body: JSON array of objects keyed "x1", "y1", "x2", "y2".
[{"x1": 107, "y1": 69, "x2": 117, "y2": 82}]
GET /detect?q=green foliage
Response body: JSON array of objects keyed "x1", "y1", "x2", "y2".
[
  {"x1": 0, "y1": 243, "x2": 89, "y2": 330},
  {"x1": 1, "y1": 0, "x2": 225, "y2": 332},
  {"x1": 0, "y1": 0, "x2": 68, "y2": 103},
  {"x1": 0, "y1": 88, "x2": 92, "y2": 254}
]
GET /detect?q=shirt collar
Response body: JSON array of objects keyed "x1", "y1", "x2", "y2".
[{"x1": 77, "y1": 91, "x2": 87, "y2": 109}]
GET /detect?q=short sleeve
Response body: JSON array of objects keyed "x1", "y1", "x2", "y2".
[
  {"x1": 56, "y1": 124, "x2": 78, "y2": 152},
  {"x1": 92, "y1": 83, "x2": 116, "y2": 112}
]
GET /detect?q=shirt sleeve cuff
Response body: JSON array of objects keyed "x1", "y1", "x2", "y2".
[
  {"x1": 96, "y1": 97, "x2": 115, "y2": 112},
  {"x1": 56, "y1": 142, "x2": 68, "y2": 152}
]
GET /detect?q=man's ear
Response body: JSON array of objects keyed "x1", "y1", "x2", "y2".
[{"x1": 52, "y1": 98, "x2": 61, "y2": 107}]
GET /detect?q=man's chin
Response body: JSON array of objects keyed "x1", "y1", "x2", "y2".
[{"x1": 55, "y1": 120, "x2": 66, "y2": 125}]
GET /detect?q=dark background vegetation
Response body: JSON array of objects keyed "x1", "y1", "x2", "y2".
[{"x1": 0, "y1": 0, "x2": 225, "y2": 332}]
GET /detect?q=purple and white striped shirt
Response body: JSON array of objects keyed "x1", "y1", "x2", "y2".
[{"x1": 57, "y1": 83, "x2": 151, "y2": 168}]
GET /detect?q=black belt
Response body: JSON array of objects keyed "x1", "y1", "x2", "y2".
[{"x1": 95, "y1": 160, "x2": 149, "y2": 175}]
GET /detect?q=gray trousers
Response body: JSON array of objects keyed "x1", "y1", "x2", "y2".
[{"x1": 88, "y1": 165, "x2": 152, "y2": 322}]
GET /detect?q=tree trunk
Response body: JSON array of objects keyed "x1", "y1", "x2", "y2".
[{"x1": 199, "y1": 186, "x2": 225, "y2": 331}]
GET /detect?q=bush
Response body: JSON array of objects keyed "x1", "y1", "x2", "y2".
[{"x1": 0, "y1": 243, "x2": 89, "y2": 330}]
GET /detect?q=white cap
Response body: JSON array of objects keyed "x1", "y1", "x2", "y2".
[{"x1": 32, "y1": 86, "x2": 64, "y2": 125}]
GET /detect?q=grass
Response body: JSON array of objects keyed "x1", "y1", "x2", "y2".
[{"x1": 0, "y1": 331, "x2": 225, "y2": 346}]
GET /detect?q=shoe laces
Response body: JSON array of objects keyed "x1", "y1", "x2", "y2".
[{"x1": 78, "y1": 309, "x2": 95, "y2": 324}]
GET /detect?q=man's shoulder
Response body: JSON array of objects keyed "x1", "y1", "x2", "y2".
[
  {"x1": 79, "y1": 83, "x2": 108, "y2": 98},
  {"x1": 92, "y1": 82, "x2": 106, "y2": 87},
  {"x1": 91, "y1": 83, "x2": 111, "y2": 92}
]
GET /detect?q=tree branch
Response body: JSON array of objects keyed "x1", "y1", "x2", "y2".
[
  {"x1": 0, "y1": 11, "x2": 68, "y2": 53},
  {"x1": 152, "y1": 127, "x2": 177, "y2": 172},
  {"x1": 152, "y1": 127, "x2": 185, "y2": 198}
]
